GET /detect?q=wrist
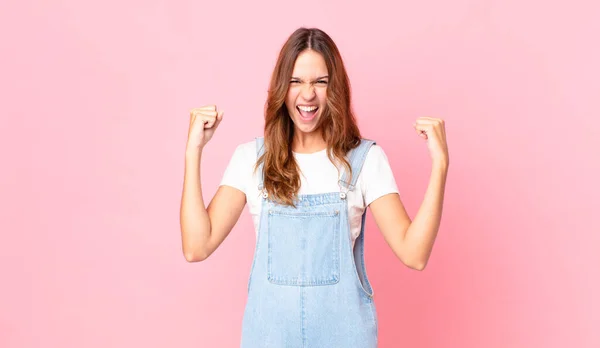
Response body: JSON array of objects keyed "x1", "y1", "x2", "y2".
[
  {"x1": 185, "y1": 145, "x2": 203, "y2": 158},
  {"x1": 432, "y1": 159, "x2": 449, "y2": 172}
]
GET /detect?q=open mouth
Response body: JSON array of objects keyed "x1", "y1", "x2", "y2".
[{"x1": 296, "y1": 105, "x2": 319, "y2": 121}]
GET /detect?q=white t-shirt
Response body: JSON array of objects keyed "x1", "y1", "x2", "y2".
[{"x1": 219, "y1": 139, "x2": 399, "y2": 248}]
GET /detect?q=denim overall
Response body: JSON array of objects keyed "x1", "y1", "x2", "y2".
[{"x1": 240, "y1": 137, "x2": 378, "y2": 348}]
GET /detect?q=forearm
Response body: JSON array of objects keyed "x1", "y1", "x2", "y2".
[
  {"x1": 180, "y1": 148, "x2": 212, "y2": 261},
  {"x1": 403, "y1": 161, "x2": 448, "y2": 269}
]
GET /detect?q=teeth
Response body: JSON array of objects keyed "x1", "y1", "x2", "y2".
[{"x1": 298, "y1": 105, "x2": 318, "y2": 112}]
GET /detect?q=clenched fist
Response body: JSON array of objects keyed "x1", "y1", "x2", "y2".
[
  {"x1": 413, "y1": 117, "x2": 449, "y2": 167},
  {"x1": 187, "y1": 105, "x2": 224, "y2": 151}
]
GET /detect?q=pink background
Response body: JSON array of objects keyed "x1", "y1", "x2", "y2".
[{"x1": 1, "y1": 0, "x2": 598, "y2": 347}]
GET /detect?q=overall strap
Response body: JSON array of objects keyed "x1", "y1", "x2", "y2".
[
  {"x1": 255, "y1": 137, "x2": 266, "y2": 192},
  {"x1": 338, "y1": 139, "x2": 376, "y2": 198}
]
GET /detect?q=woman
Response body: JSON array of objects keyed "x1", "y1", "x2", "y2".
[{"x1": 180, "y1": 27, "x2": 449, "y2": 347}]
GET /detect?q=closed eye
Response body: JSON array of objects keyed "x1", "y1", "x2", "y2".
[{"x1": 289, "y1": 80, "x2": 328, "y2": 84}]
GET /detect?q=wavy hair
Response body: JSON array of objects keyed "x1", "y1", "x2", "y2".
[{"x1": 255, "y1": 27, "x2": 362, "y2": 206}]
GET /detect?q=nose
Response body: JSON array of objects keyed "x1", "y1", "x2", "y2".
[{"x1": 300, "y1": 82, "x2": 316, "y2": 100}]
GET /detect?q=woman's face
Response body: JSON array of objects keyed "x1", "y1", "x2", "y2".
[{"x1": 285, "y1": 49, "x2": 329, "y2": 134}]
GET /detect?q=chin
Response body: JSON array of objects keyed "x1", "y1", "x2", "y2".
[
  {"x1": 291, "y1": 115, "x2": 321, "y2": 134},
  {"x1": 295, "y1": 123, "x2": 320, "y2": 134}
]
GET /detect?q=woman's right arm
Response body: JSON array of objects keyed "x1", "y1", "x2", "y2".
[
  {"x1": 179, "y1": 105, "x2": 246, "y2": 262},
  {"x1": 180, "y1": 147, "x2": 246, "y2": 262}
]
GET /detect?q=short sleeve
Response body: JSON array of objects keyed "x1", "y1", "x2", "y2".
[
  {"x1": 360, "y1": 145, "x2": 399, "y2": 206},
  {"x1": 219, "y1": 142, "x2": 255, "y2": 194}
]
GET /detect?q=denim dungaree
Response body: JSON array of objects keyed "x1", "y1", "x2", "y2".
[{"x1": 240, "y1": 137, "x2": 378, "y2": 348}]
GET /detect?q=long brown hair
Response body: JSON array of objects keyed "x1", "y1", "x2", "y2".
[{"x1": 256, "y1": 27, "x2": 362, "y2": 206}]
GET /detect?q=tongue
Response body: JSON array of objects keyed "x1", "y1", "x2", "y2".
[{"x1": 299, "y1": 108, "x2": 317, "y2": 118}]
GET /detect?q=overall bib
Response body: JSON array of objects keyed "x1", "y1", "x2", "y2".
[{"x1": 240, "y1": 137, "x2": 378, "y2": 348}]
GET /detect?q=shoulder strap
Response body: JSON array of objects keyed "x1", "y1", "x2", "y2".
[{"x1": 338, "y1": 139, "x2": 376, "y2": 192}]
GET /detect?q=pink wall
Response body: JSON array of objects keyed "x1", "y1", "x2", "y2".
[{"x1": 1, "y1": 0, "x2": 598, "y2": 347}]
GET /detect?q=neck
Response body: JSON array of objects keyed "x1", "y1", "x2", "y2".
[{"x1": 291, "y1": 130, "x2": 327, "y2": 154}]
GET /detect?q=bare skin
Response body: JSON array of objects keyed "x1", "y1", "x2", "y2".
[{"x1": 180, "y1": 105, "x2": 246, "y2": 262}]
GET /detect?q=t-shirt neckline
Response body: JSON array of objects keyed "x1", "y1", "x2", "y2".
[{"x1": 292, "y1": 148, "x2": 327, "y2": 156}]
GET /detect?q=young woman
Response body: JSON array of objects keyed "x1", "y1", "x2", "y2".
[{"x1": 180, "y1": 27, "x2": 449, "y2": 347}]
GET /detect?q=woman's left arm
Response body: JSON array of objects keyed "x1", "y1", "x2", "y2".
[{"x1": 370, "y1": 117, "x2": 449, "y2": 271}]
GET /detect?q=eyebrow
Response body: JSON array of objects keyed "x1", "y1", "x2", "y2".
[{"x1": 291, "y1": 75, "x2": 329, "y2": 81}]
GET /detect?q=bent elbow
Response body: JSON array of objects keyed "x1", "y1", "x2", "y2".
[
  {"x1": 402, "y1": 255, "x2": 427, "y2": 271},
  {"x1": 394, "y1": 249, "x2": 426, "y2": 271},
  {"x1": 411, "y1": 262, "x2": 426, "y2": 271},
  {"x1": 408, "y1": 259, "x2": 427, "y2": 271},
  {"x1": 183, "y1": 248, "x2": 208, "y2": 263}
]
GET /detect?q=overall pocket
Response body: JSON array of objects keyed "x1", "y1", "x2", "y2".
[{"x1": 267, "y1": 209, "x2": 341, "y2": 286}]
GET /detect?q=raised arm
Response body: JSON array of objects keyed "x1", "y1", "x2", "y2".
[
  {"x1": 179, "y1": 105, "x2": 246, "y2": 262},
  {"x1": 370, "y1": 117, "x2": 449, "y2": 271}
]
